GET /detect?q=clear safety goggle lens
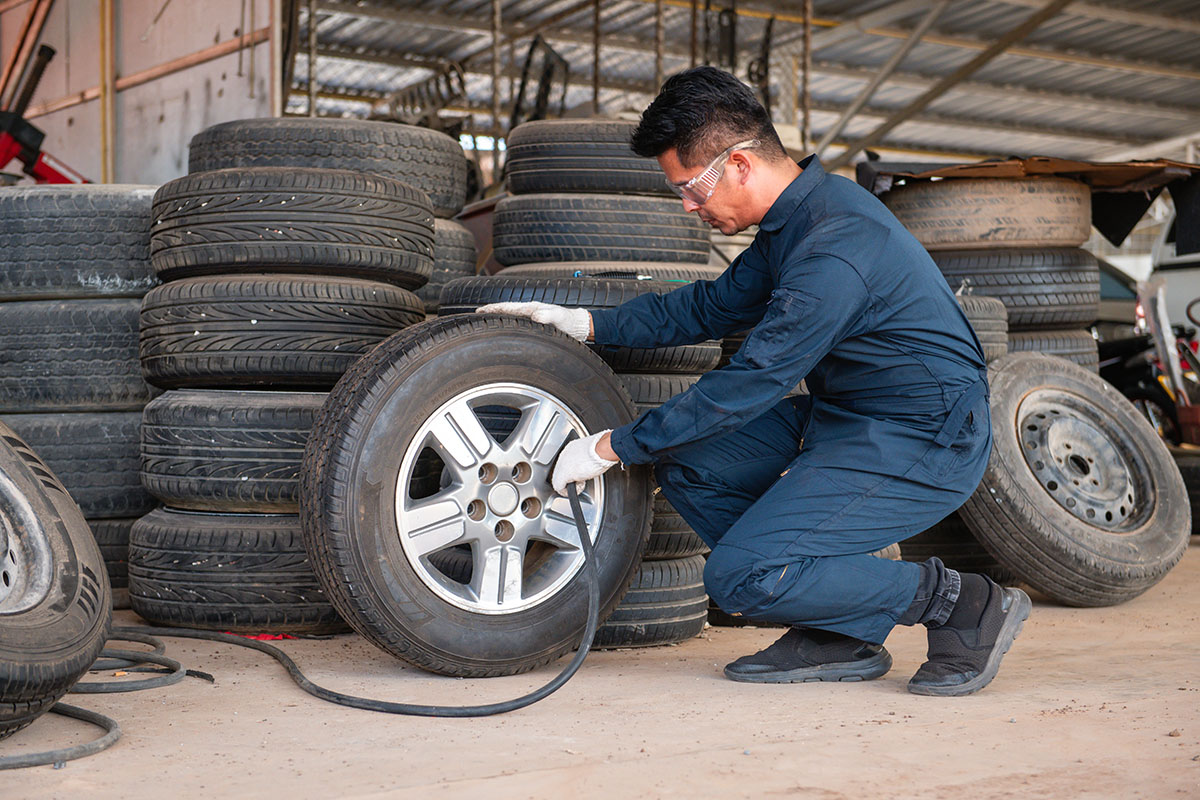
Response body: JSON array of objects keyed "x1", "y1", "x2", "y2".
[{"x1": 665, "y1": 139, "x2": 759, "y2": 206}]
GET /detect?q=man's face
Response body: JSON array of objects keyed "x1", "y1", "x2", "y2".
[{"x1": 657, "y1": 147, "x2": 748, "y2": 236}]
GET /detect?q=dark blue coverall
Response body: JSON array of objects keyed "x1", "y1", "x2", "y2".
[{"x1": 590, "y1": 156, "x2": 992, "y2": 645}]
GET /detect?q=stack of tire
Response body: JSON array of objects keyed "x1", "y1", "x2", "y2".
[
  {"x1": 0, "y1": 185, "x2": 160, "y2": 609},
  {"x1": 441, "y1": 118, "x2": 719, "y2": 649},
  {"x1": 884, "y1": 177, "x2": 1101, "y2": 371},
  {"x1": 130, "y1": 118, "x2": 469, "y2": 634},
  {"x1": 881, "y1": 177, "x2": 1193, "y2": 603}
]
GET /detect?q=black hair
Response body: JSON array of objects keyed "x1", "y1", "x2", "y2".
[{"x1": 630, "y1": 66, "x2": 788, "y2": 167}]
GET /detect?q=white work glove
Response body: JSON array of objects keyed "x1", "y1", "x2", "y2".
[
  {"x1": 475, "y1": 301, "x2": 591, "y2": 342},
  {"x1": 551, "y1": 430, "x2": 619, "y2": 496}
]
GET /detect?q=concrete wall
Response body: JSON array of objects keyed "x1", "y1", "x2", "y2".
[{"x1": 1, "y1": 0, "x2": 271, "y2": 186}]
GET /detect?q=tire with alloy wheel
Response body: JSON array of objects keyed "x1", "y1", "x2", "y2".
[
  {"x1": 959, "y1": 353, "x2": 1190, "y2": 606},
  {"x1": 300, "y1": 315, "x2": 652, "y2": 676},
  {"x1": 0, "y1": 421, "x2": 111, "y2": 740}
]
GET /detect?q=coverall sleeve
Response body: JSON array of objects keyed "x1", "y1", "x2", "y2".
[
  {"x1": 590, "y1": 240, "x2": 774, "y2": 348},
  {"x1": 609, "y1": 254, "x2": 871, "y2": 464}
]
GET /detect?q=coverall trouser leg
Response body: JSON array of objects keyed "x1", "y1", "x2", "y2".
[{"x1": 654, "y1": 394, "x2": 989, "y2": 644}]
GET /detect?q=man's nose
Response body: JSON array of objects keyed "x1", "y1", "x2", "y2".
[{"x1": 681, "y1": 197, "x2": 701, "y2": 213}]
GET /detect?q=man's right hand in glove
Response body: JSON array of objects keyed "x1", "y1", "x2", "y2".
[{"x1": 475, "y1": 301, "x2": 592, "y2": 342}]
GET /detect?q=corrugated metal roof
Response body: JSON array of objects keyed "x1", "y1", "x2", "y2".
[{"x1": 290, "y1": 0, "x2": 1200, "y2": 163}]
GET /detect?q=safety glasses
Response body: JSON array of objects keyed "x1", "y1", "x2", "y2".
[{"x1": 666, "y1": 139, "x2": 759, "y2": 206}]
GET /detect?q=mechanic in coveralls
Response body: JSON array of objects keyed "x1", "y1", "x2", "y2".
[{"x1": 479, "y1": 66, "x2": 1031, "y2": 696}]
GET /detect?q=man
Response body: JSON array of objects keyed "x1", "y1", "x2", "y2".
[{"x1": 478, "y1": 66, "x2": 1029, "y2": 696}]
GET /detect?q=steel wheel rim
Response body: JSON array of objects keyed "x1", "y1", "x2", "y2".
[
  {"x1": 1017, "y1": 388, "x2": 1153, "y2": 531},
  {"x1": 394, "y1": 382, "x2": 604, "y2": 614},
  {"x1": 0, "y1": 471, "x2": 53, "y2": 614}
]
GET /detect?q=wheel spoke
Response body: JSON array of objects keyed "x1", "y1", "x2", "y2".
[
  {"x1": 427, "y1": 398, "x2": 494, "y2": 471},
  {"x1": 538, "y1": 499, "x2": 593, "y2": 550},
  {"x1": 473, "y1": 545, "x2": 524, "y2": 605},
  {"x1": 399, "y1": 497, "x2": 468, "y2": 557},
  {"x1": 508, "y1": 401, "x2": 577, "y2": 466}
]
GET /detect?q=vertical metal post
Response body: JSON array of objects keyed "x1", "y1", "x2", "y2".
[
  {"x1": 654, "y1": 0, "x2": 664, "y2": 89},
  {"x1": 269, "y1": 0, "x2": 283, "y2": 117},
  {"x1": 801, "y1": 0, "x2": 812, "y2": 152},
  {"x1": 491, "y1": 0, "x2": 501, "y2": 147},
  {"x1": 248, "y1": 0, "x2": 256, "y2": 98},
  {"x1": 690, "y1": 0, "x2": 698, "y2": 67},
  {"x1": 592, "y1": 0, "x2": 601, "y2": 114},
  {"x1": 99, "y1": 0, "x2": 115, "y2": 182},
  {"x1": 306, "y1": 0, "x2": 317, "y2": 117}
]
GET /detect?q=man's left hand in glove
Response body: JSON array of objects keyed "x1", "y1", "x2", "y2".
[{"x1": 551, "y1": 430, "x2": 620, "y2": 495}]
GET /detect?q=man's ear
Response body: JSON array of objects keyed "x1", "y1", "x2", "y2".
[{"x1": 729, "y1": 151, "x2": 752, "y2": 185}]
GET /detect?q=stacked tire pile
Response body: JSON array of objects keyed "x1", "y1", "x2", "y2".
[
  {"x1": 885, "y1": 178, "x2": 1189, "y2": 604},
  {"x1": 0, "y1": 185, "x2": 160, "y2": 609},
  {"x1": 884, "y1": 177, "x2": 1101, "y2": 371},
  {"x1": 130, "y1": 118, "x2": 469, "y2": 634},
  {"x1": 439, "y1": 118, "x2": 719, "y2": 648}
]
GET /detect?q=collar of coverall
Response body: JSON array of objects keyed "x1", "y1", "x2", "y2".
[{"x1": 757, "y1": 153, "x2": 825, "y2": 234}]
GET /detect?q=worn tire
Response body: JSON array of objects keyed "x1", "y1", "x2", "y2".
[
  {"x1": 300, "y1": 315, "x2": 652, "y2": 677},
  {"x1": 500, "y1": 262, "x2": 724, "y2": 283},
  {"x1": 1172, "y1": 451, "x2": 1200, "y2": 535},
  {"x1": 1008, "y1": 329, "x2": 1099, "y2": 371},
  {"x1": 900, "y1": 513, "x2": 1017, "y2": 584},
  {"x1": 187, "y1": 118, "x2": 468, "y2": 217},
  {"x1": 593, "y1": 555, "x2": 708, "y2": 649},
  {"x1": 957, "y1": 294, "x2": 1009, "y2": 363},
  {"x1": 932, "y1": 248, "x2": 1100, "y2": 330},
  {"x1": 492, "y1": 194, "x2": 710, "y2": 266},
  {"x1": 414, "y1": 219, "x2": 478, "y2": 313},
  {"x1": 140, "y1": 275, "x2": 424, "y2": 389},
  {"x1": 140, "y1": 390, "x2": 323, "y2": 513},
  {"x1": 90, "y1": 518, "x2": 135, "y2": 591},
  {"x1": 646, "y1": 491, "x2": 709, "y2": 559},
  {"x1": 619, "y1": 374, "x2": 701, "y2": 417},
  {"x1": 128, "y1": 508, "x2": 346, "y2": 634},
  {"x1": 439, "y1": 276, "x2": 722, "y2": 374},
  {"x1": 150, "y1": 167, "x2": 434, "y2": 288},
  {"x1": 0, "y1": 412, "x2": 153, "y2": 520},
  {"x1": 960, "y1": 353, "x2": 1190, "y2": 606},
  {"x1": 0, "y1": 185, "x2": 157, "y2": 300},
  {"x1": 0, "y1": 421, "x2": 111, "y2": 740},
  {"x1": 0, "y1": 299, "x2": 156, "y2": 412},
  {"x1": 882, "y1": 178, "x2": 1091, "y2": 250},
  {"x1": 505, "y1": 119, "x2": 667, "y2": 196}
]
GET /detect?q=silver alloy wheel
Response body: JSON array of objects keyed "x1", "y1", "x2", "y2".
[
  {"x1": 0, "y1": 471, "x2": 53, "y2": 615},
  {"x1": 394, "y1": 382, "x2": 604, "y2": 614}
]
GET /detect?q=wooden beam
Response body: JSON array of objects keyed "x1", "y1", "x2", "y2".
[{"x1": 25, "y1": 26, "x2": 270, "y2": 119}]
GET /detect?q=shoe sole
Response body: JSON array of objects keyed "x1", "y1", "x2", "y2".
[
  {"x1": 723, "y1": 648, "x2": 893, "y2": 684},
  {"x1": 907, "y1": 587, "x2": 1032, "y2": 697}
]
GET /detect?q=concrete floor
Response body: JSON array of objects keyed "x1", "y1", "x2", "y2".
[{"x1": 5, "y1": 541, "x2": 1200, "y2": 799}]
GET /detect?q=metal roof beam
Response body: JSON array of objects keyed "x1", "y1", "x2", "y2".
[
  {"x1": 1093, "y1": 128, "x2": 1200, "y2": 161},
  {"x1": 1002, "y1": 0, "x2": 1200, "y2": 35}
]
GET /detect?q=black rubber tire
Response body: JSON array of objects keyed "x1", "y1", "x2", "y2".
[
  {"x1": 492, "y1": 194, "x2": 710, "y2": 266},
  {"x1": 0, "y1": 412, "x2": 153, "y2": 520},
  {"x1": 882, "y1": 178, "x2": 1091, "y2": 250},
  {"x1": 90, "y1": 518, "x2": 135, "y2": 591},
  {"x1": 900, "y1": 513, "x2": 1017, "y2": 585},
  {"x1": 140, "y1": 389, "x2": 324, "y2": 513},
  {"x1": 505, "y1": 119, "x2": 668, "y2": 196},
  {"x1": 128, "y1": 508, "x2": 346, "y2": 634},
  {"x1": 187, "y1": 118, "x2": 469, "y2": 218},
  {"x1": 1171, "y1": 451, "x2": 1200, "y2": 535},
  {"x1": 150, "y1": 167, "x2": 434, "y2": 288},
  {"x1": 931, "y1": 248, "x2": 1100, "y2": 330},
  {"x1": 414, "y1": 219, "x2": 479, "y2": 313},
  {"x1": 647, "y1": 491, "x2": 709, "y2": 559},
  {"x1": 0, "y1": 185, "x2": 157, "y2": 300},
  {"x1": 0, "y1": 421, "x2": 111, "y2": 741},
  {"x1": 0, "y1": 299, "x2": 156, "y2": 413},
  {"x1": 438, "y1": 276, "x2": 722, "y2": 374},
  {"x1": 959, "y1": 353, "x2": 1190, "y2": 606},
  {"x1": 300, "y1": 315, "x2": 652, "y2": 677},
  {"x1": 957, "y1": 294, "x2": 1009, "y2": 363},
  {"x1": 1008, "y1": 329, "x2": 1099, "y2": 372},
  {"x1": 140, "y1": 275, "x2": 425, "y2": 389},
  {"x1": 619, "y1": 373, "x2": 701, "y2": 417},
  {"x1": 500, "y1": 262, "x2": 725, "y2": 283},
  {"x1": 593, "y1": 555, "x2": 708, "y2": 649}
]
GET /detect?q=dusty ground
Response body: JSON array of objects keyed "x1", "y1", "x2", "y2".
[{"x1": 5, "y1": 541, "x2": 1199, "y2": 799}]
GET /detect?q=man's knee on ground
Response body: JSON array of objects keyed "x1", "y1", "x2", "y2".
[{"x1": 704, "y1": 544, "x2": 806, "y2": 617}]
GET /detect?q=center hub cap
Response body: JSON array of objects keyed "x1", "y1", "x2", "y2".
[{"x1": 487, "y1": 482, "x2": 519, "y2": 516}]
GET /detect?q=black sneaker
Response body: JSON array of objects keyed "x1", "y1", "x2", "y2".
[
  {"x1": 723, "y1": 627, "x2": 892, "y2": 684},
  {"x1": 908, "y1": 578, "x2": 1031, "y2": 697}
]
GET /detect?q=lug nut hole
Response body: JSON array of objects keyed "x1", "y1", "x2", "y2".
[
  {"x1": 512, "y1": 463, "x2": 532, "y2": 483},
  {"x1": 495, "y1": 520, "x2": 515, "y2": 542},
  {"x1": 521, "y1": 497, "x2": 542, "y2": 518},
  {"x1": 478, "y1": 463, "x2": 498, "y2": 484},
  {"x1": 467, "y1": 500, "x2": 486, "y2": 521}
]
